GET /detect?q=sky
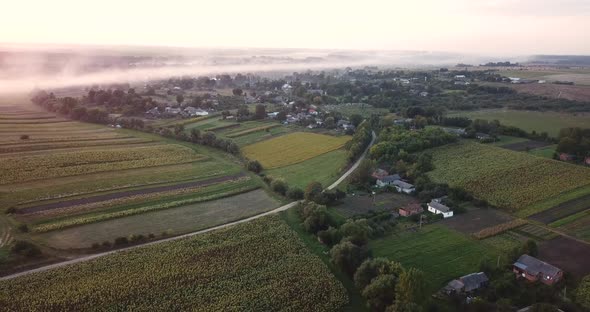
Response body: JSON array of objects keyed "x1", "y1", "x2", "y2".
[{"x1": 1, "y1": 0, "x2": 589, "y2": 55}]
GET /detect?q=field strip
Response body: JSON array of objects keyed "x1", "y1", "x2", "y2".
[
  {"x1": 17, "y1": 173, "x2": 247, "y2": 214},
  {"x1": 0, "y1": 136, "x2": 133, "y2": 146},
  {"x1": 225, "y1": 124, "x2": 280, "y2": 138},
  {"x1": 528, "y1": 192, "x2": 590, "y2": 224},
  {"x1": 0, "y1": 201, "x2": 299, "y2": 281}
]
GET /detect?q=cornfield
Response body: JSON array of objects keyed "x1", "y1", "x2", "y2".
[
  {"x1": 429, "y1": 142, "x2": 590, "y2": 211},
  {"x1": 472, "y1": 219, "x2": 528, "y2": 239},
  {"x1": 0, "y1": 216, "x2": 348, "y2": 311},
  {"x1": 242, "y1": 132, "x2": 351, "y2": 169},
  {"x1": 0, "y1": 144, "x2": 205, "y2": 184}
]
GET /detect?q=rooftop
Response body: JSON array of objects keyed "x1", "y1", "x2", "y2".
[
  {"x1": 428, "y1": 200, "x2": 451, "y2": 213},
  {"x1": 514, "y1": 254, "x2": 561, "y2": 277}
]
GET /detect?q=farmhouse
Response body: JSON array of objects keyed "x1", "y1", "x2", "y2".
[
  {"x1": 183, "y1": 107, "x2": 209, "y2": 117},
  {"x1": 559, "y1": 153, "x2": 575, "y2": 162},
  {"x1": 392, "y1": 180, "x2": 415, "y2": 194},
  {"x1": 476, "y1": 132, "x2": 492, "y2": 140},
  {"x1": 513, "y1": 254, "x2": 563, "y2": 285},
  {"x1": 399, "y1": 203, "x2": 423, "y2": 217},
  {"x1": 164, "y1": 107, "x2": 182, "y2": 116},
  {"x1": 376, "y1": 174, "x2": 401, "y2": 187},
  {"x1": 443, "y1": 272, "x2": 489, "y2": 295},
  {"x1": 427, "y1": 200, "x2": 453, "y2": 218},
  {"x1": 442, "y1": 127, "x2": 466, "y2": 136}
]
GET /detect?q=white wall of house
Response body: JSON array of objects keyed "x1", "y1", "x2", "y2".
[{"x1": 427, "y1": 204, "x2": 454, "y2": 218}]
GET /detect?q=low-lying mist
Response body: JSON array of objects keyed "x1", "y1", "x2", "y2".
[{"x1": 0, "y1": 45, "x2": 494, "y2": 94}]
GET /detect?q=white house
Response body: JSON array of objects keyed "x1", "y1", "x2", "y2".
[
  {"x1": 427, "y1": 200, "x2": 453, "y2": 218},
  {"x1": 392, "y1": 180, "x2": 415, "y2": 194},
  {"x1": 376, "y1": 174, "x2": 401, "y2": 188}
]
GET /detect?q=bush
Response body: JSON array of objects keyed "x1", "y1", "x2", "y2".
[
  {"x1": 91, "y1": 243, "x2": 101, "y2": 249},
  {"x1": 270, "y1": 179, "x2": 288, "y2": 195},
  {"x1": 114, "y1": 237, "x2": 129, "y2": 246},
  {"x1": 317, "y1": 227, "x2": 342, "y2": 246},
  {"x1": 6, "y1": 207, "x2": 16, "y2": 214},
  {"x1": 17, "y1": 224, "x2": 29, "y2": 233},
  {"x1": 129, "y1": 234, "x2": 146, "y2": 243},
  {"x1": 304, "y1": 181, "x2": 323, "y2": 201},
  {"x1": 246, "y1": 160, "x2": 263, "y2": 174},
  {"x1": 286, "y1": 187, "x2": 304, "y2": 200},
  {"x1": 148, "y1": 233, "x2": 156, "y2": 239},
  {"x1": 20, "y1": 134, "x2": 29, "y2": 140},
  {"x1": 11, "y1": 240, "x2": 41, "y2": 257},
  {"x1": 101, "y1": 241, "x2": 112, "y2": 248}
]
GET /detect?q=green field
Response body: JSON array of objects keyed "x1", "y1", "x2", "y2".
[
  {"x1": 448, "y1": 109, "x2": 590, "y2": 137},
  {"x1": 491, "y1": 135, "x2": 530, "y2": 146},
  {"x1": 529, "y1": 144, "x2": 557, "y2": 159},
  {"x1": 180, "y1": 118, "x2": 292, "y2": 146},
  {"x1": 266, "y1": 149, "x2": 348, "y2": 189},
  {"x1": 370, "y1": 225, "x2": 502, "y2": 291},
  {"x1": 0, "y1": 102, "x2": 257, "y2": 253},
  {"x1": 0, "y1": 216, "x2": 348, "y2": 311},
  {"x1": 428, "y1": 141, "x2": 590, "y2": 213},
  {"x1": 550, "y1": 209, "x2": 590, "y2": 242},
  {"x1": 36, "y1": 189, "x2": 279, "y2": 249}
]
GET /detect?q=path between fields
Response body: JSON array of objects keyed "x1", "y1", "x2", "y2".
[
  {"x1": 326, "y1": 131, "x2": 376, "y2": 190},
  {"x1": 0, "y1": 131, "x2": 376, "y2": 280}
]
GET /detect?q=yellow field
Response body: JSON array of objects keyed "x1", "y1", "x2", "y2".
[{"x1": 242, "y1": 132, "x2": 351, "y2": 169}]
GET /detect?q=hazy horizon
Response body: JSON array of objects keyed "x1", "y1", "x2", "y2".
[{"x1": 2, "y1": 0, "x2": 590, "y2": 55}]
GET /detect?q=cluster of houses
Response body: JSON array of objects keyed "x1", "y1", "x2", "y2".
[
  {"x1": 441, "y1": 127, "x2": 493, "y2": 142},
  {"x1": 442, "y1": 254, "x2": 563, "y2": 298},
  {"x1": 146, "y1": 106, "x2": 210, "y2": 118},
  {"x1": 559, "y1": 153, "x2": 590, "y2": 166},
  {"x1": 373, "y1": 169, "x2": 455, "y2": 219}
]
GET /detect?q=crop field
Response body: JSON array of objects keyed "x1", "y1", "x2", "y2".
[
  {"x1": 266, "y1": 149, "x2": 349, "y2": 189},
  {"x1": 428, "y1": 142, "x2": 590, "y2": 212},
  {"x1": 529, "y1": 193, "x2": 590, "y2": 224},
  {"x1": 0, "y1": 144, "x2": 205, "y2": 184},
  {"x1": 0, "y1": 103, "x2": 255, "y2": 250},
  {"x1": 242, "y1": 132, "x2": 351, "y2": 169},
  {"x1": 36, "y1": 189, "x2": 278, "y2": 249},
  {"x1": 539, "y1": 236, "x2": 590, "y2": 278},
  {"x1": 440, "y1": 207, "x2": 514, "y2": 235},
  {"x1": 0, "y1": 216, "x2": 348, "y2": 311},
  {"x1": 370, "y1": 225, "x2": 503, "y2": 291},
  {"x1": 550, "y1": 209, "x2": 590, "y2": 242},
  {"x1": 513, "y1": 224, "x2": 558, "y2": 241},
  {"x1": 448, "y1": 109, "x2": 590, "y2": 137}
]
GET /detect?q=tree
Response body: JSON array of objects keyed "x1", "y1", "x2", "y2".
[
  {"x1": 324, "y1": 116, "x2": 336, "y2": 129},
  {"x1": 521, "y1": 239, "x2": 538, "y2": 257},
  {"x1": 350, "y1": 114, "x2": 363, "y2": 127},
  {"x1": 286, "y1": 187, "x2": 304, "y2": 200},
  {"x1": 232, "y1": 88, "x2": 243, "y2": 96},
  {"x1": 190, "y1": 128, "x2": 201, "y2": 142},
  {"x1": 330, "y1": 241, "x2": 369, "y2": 276},
  {"x1": 302, "y1": 204, "x2": 331, "y2": 234},
  {"x1": 349, "y1": 159, "x2": 375, "y2": 185},
  {"x1": 304, "y1": 181, "x2": 323, "y2": 201},
  {"x1": 395, "y1": 268, "x2": 426, "y2": 306},
  {"x1": 246, "y1": 160, "x2": 263, "y2": 173},
  {"x1": 11, "y1": 240, "x2": 41, "y2": 257},
  {"x1": 354, "y1": 258, "x2": 403, "y2": 290},
  {"x1": 317, "y1": 227, "x2": 342, "y2": 246},
  {"x1": 362, "y1": 274, "x2": 397, "y2": 312},
  {"x1": 576, "y1": 275, "x2": 590, "y2": 309},
  {"x1": 237, "y1": 105, "x2": 250, "y2": 118},
  {"x1": 254, "y1": 104, "x2": 266, "y2": 120},
  {"x1": 270, "y1": 179, "x2": 288, "y2": 195},
  {"x1": 341, "y1": 219, "x2": 371, "y2": 246},
  {"x1": 176, "y1": 94, "x2": 184, "y2": 105}
]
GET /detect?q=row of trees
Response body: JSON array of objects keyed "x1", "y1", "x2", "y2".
[{"x1": 557, "y1": 127, "x2": 590, "y2": 159}]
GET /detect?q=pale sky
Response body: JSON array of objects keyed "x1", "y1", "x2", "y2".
[{"x1": 1, "y1": 0, "x2": 589, "y2": 55}]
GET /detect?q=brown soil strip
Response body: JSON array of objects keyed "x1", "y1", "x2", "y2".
[{"x1": 529, "y1": 193, "x2": 590, "y2": 224}]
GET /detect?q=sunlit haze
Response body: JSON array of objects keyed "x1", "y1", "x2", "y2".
[{"x1": 2, "y1": 0, "x2": 590, "y2": 54}]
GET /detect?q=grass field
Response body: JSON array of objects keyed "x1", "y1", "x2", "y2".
[
  {"x1": 448, "y1": 109, "x2": 590, "y2": 137},
  {"x1": 242, "y1": 132, "x2": 351, "y2": 169},
  {"x1": 370, "y1": 225, "x2": 503, "y2": 291},
  {"x1": 0, "y1": 216, "x2": 348, "y2": 311},
  {"x1": 36, "y1": 189, "x2": 278, "y2": 249},
  {"x1": 428, "y1": 141, "x2": 590, "y2": 212},
  {"x1": 529, "y1": 145, "x2": 557, "y2": 159},
  {"x1": 266, "y1": 149, "x2": 348, "y2": 189}
]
